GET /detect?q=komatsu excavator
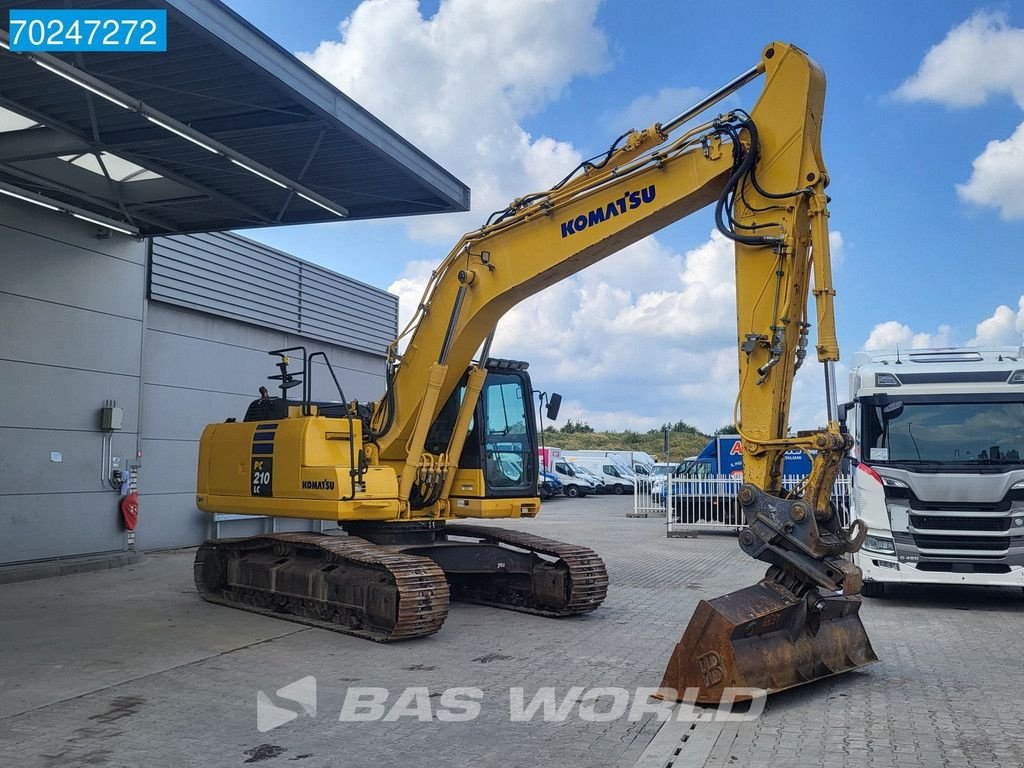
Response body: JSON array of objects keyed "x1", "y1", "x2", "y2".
[{"x1": 194, "y1": 42, "x2": 876, "y2": 702}]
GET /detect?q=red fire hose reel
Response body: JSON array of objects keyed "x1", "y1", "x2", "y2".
[{"x1": 120, "y1": 491, "x2": 139, "y2": 531}]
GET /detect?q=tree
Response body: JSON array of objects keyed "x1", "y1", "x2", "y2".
[
  {"x1": 713, "y1": 423, "x2": 739, "y2": 436},
  {"x1": 652, "y1": 420, "x2": 702, "y2": 435},
  {"x1": 670, "y1": 420, "x2": 700, "y2": 434},
  {"x1": 560, "y1": 419, "x2": 594, "y2": 434}
]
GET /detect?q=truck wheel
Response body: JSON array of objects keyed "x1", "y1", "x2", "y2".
[
  {"x1": 565, "y1": 485, "x2": 580, "y2": 498},
  {"x1": 613, "y1": 484, "x2": 625, "y2": 495},
  {"x1": 861, "y1": 581, "x2": 885, "y2": 598}
]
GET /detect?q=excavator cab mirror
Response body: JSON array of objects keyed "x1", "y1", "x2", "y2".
[{"x1": 545, "y1": 393, "x2": 562, "y2": 421}]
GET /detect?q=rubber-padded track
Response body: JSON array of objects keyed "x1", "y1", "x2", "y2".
[
  {"x1": 443, "y1": 524, "x2": 608, "y2": 616},
  {"x1": 194, "y1": 532, "x2": 450, "y2": 642}
]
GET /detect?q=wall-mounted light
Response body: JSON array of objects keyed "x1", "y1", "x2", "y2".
[
  {"x1": 72, "y1": 211, "x2": 136, "y2": 236},
  {"x1": 144, "y1": 114, "x2": 218, "y2": 154},
  {"x1": 0, "y1": 186, "x2": 60, "y2": 211},
  {"x1": 230, "y1": 158, "x2": 287, "y2": 188},
  {"x1": 33, "y1": 58, "x2": 134, "y2": 110},
  {"x1": 0, "y1": 181, "x2": 140, "y2": 235},
  {"x1": 297, "y1": 191, "x2": 347, "y2": 217}
]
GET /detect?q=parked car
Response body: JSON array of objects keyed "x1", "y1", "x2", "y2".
[{"x1": 539, "y1": 471, "x2": 564, "y2": 500}]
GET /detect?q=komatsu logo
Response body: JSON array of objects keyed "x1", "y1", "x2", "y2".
[
  {"x1": 560, "y1": 185, "x2": 656, "y2": 238},
  {"x1": 302, "y1": 479, "x2": 336, "y2": 491}
]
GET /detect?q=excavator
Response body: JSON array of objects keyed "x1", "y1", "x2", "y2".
[{"x1": 194, "y1": 41, "x2": 876, "y2": 703}]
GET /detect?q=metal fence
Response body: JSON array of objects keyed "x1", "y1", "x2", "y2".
[{"x1": 633, "y1": 473, "x2": 852, "y2": 535}]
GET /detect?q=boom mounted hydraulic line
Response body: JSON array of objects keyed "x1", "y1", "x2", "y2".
[{"x1": 195, "y1": 41, "x2": 875, "y2": 701}]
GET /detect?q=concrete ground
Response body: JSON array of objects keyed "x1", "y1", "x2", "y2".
[{"x1": 2, "y1": 497, "x2": 1024, "y2": 768}]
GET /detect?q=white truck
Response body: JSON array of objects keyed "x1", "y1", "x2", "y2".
[{"x1": 845, "y1": 346, "x2": 1024, "y2": 596}]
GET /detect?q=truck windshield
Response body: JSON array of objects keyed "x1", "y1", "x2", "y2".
[
  {"x1": 862, "y1": 400, "x2": 1024, "y2": 465},
  {"x1": 676, "y1": 460, "x2": 711, "y2": 477}
]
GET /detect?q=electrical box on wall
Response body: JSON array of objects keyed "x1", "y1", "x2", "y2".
[{"x1": 100, "y1": 400, "x2": 123, "y2": 431}]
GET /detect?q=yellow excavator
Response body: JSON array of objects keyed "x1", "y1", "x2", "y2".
[{"x1": 194, "y1": 41, "x2": 876, "y2": 702}]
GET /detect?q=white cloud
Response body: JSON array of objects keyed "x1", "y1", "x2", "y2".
[
  {"x1": 894, "y1": 11, "x2": 1024, "y2": 220},
  {"x1": 956, "y1": 122, "x2": 1024, "y2": 219},
  {"x1": 298, "y1": 0, "x2": 609, "y2": 242},
  {"x1": 607, "y1": 86, "x2": 706, "y2": 133},
  {"x1": 892, "y1": 12, "x2": 1024, "y2": 109},
  {"x1": 863, "y1": 320, "x2": 953, "y2": 352},
  {"x1": 969, "y1": 296, "x2": 1024, "y2": 346},
  {"x1": 388, "y1": 258, "x2": 436, "y2": 332},
  {"x1": 860, "y1": 296, "x2": 1024, "y2": 352},
  {"x1": 828, "y1": 230, "x2": 845, "y2": 267}
]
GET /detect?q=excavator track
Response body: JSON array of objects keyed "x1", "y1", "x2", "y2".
[
  {"x1": 440, "y1": 524, "x2": 608, "y2": 616},
  {"x1": 194, "y1": 532, "x2": 449, "y2": 642}
]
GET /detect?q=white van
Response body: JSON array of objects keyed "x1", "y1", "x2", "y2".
[
  {"x1": 570, "y1": 463, "x2": 607, "y2": 494},
  {"x1": 562, "y1": 449, "x2": 656, "y2": 476},
  {"x1": 551, "y1": 459, "x2": 598, "y2": 498},
  {"x1": 564, "y1": 455, "x2": 636, "y2": 495}
]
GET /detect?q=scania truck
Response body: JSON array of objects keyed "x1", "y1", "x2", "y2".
[{"x1": 846, "y1": 347, "x2": 1024, "y2": 596}]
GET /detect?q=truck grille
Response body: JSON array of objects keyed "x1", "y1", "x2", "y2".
[
  {"x1": 910, "y1": 498, "x2": 1010, "y2": 513},
  {"x1": 909, "y1": 515, "x2": 1011, "y2": 532},
  {"x1": 915, "y1": 562, "x2": 1011, "y2": 574},
  {"x1": 911, "y1": 534, "x2": 1013, "y2": 552}
]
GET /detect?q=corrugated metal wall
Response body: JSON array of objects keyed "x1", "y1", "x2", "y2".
[{"x1": 150, "y1": 232, "x2": 397, "y2": 356}]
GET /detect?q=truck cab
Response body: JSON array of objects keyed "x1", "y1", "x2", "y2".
[{"x1": 847, "y1": 347, "x2": 1024, "y2": 596}]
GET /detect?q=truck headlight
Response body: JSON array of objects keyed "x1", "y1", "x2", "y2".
[{"x1": 863, "y1": 535, "x2": 896, "y2": 554}]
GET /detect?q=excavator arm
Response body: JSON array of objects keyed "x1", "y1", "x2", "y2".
[{"x1": 377, "y1": 42, "x2": 852, "y2": 545}]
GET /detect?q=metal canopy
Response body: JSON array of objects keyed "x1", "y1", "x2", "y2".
[{"x1": 0, "y1": 0, "x2": 470, "y2": 236}]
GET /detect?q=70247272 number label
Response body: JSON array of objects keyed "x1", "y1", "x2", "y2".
[{"x1": 8, "y1": 10, "x2": 167, "y2": 52}]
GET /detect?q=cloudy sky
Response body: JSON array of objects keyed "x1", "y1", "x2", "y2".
[{"x1": 226, "y1": 0, "x2": 1024, "y2": 432}]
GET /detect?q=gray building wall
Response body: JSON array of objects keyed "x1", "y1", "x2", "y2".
[
  {"x1": 0, "y1": 199, "x2": 146, "y2": 564},
  {"x1": 1, "y1": 213, "x2": 397, "y2": 566}
]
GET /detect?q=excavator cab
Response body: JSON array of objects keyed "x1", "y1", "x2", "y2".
[{"x1": 426, "y1": 359, "x2": 543, "y2": 503}]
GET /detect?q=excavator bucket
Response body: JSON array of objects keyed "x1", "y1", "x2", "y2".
[{"x1": 659, "y1": 581, "x2": 877, "y2": 704}]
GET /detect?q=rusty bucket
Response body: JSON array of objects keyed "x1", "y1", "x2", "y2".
[{"x1": 659, "y1": 580, "x2": 877, "y2": 704}]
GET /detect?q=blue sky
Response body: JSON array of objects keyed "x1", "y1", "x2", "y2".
[{"x1": 222, "y1": 0, "x2": 1024, "y2": 432}]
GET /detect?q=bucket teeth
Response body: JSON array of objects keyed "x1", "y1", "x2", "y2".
[{"x1": 660, "y1": 581, "x2": 878, "y2": 705}]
